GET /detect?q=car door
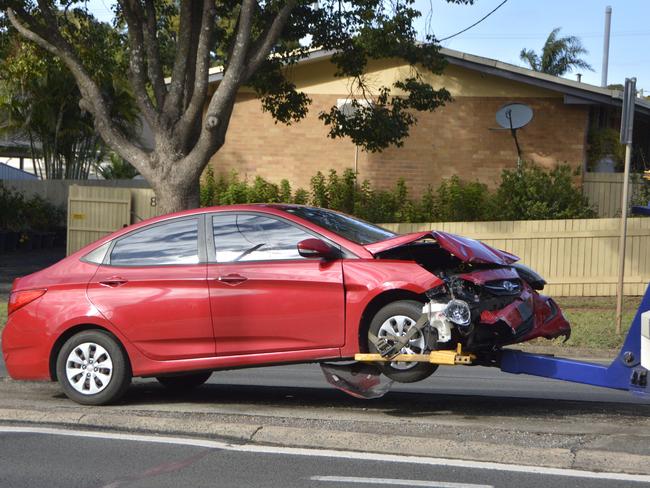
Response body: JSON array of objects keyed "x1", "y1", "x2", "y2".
[
  {"x1": 87, "y1": 216, "x2": 215, "y2": 361},
  {"x1": 207, "y1": 212, "x2": 345, "y2": 356}
]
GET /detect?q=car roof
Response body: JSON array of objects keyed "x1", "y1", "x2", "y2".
[{"x1": 68, "y1": 204, "x2": 373, "y2": 260}]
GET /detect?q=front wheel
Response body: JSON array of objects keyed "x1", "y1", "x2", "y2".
[
  {"x1": 56, "y1": 330, "x2": 131, "y2": 405},
  {"x1": 367, "y1": 300, "x2": 438, "y2": 383}
]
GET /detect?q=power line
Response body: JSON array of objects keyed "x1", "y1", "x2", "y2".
[
  {"x1": 438, "y1": 0, "x2": 509, "y2": 42},
  {"x1": 446, "y1": 31, "x2": 650, "y2": 41}
]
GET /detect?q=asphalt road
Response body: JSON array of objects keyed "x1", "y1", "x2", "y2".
[
  {"x1": 204, "y1": 361, "x2": 649, "y2": 404},
  {"x1": 1, "y1": 352, "x2": 647, "y2": 404},
  {"x1": 1, "y1": 427, "x2": 648, "y2": 488}
]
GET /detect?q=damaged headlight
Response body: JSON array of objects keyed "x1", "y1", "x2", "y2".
[
  {"x1": 512, "y1": 263, "x2": 546, "y2": 290},
  {"x1": 444, "y1": 299, "x2": 471, "y2": 327}
]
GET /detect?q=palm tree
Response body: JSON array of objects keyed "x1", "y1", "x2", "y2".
[{"x1": 520, "y1": 28, "x2": 593, "y2": 76}]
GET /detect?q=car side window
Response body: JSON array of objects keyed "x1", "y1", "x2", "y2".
[
  {"x1": 212, "y1": 213, "x2": 313, "y2": 262},
  {"x1": 110, "y1": 218, "x2": 200, "y2": 266}
]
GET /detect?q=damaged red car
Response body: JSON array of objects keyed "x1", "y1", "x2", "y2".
[{"x1": 2, "y1": 204, "x2": 570, "y2": 405}]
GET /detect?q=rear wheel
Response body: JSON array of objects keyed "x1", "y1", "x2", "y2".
[
  {"x1": 367, "y1": 300, "x2": 438, "y2": 383},
  {"x1": 56, "y1": 330, "x2": 131, "y2": 405},
  {"x1": 156, "y1": 371, "x2": 212, "y2": 391}
]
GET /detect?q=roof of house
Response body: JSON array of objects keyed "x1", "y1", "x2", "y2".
[
  {"x1": 0, "y1": 162, "x2": 38, "y2": 180},
  {"x1": 207, "y1": 47, "x2": 650, "y2": 116},
  {"x1": 440, "y1": 47, "x2": 650, "y2": 115}
]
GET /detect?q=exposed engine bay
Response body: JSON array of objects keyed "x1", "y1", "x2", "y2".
[{"x1": 373, "y1": 234, "x2": 571, "y2": 355}]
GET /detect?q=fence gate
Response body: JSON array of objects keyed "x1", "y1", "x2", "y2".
[{"x1": 67, "y1": 185, "x2": 132, "y2": 255}]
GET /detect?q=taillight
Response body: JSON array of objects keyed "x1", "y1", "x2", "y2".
[{"x1": 7, "y1": 289, "x2": 47, "y2": 316}]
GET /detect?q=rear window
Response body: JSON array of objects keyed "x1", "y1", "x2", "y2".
[{"x1": 109, "y1": 218, "x2": 199, "y2": 266}]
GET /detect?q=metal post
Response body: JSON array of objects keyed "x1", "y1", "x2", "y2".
[
  {"x1": 616, "y1": 77, "x2": 637, "y2": 334},
  {"x1": 616, "y1": 144, "x2": 633, "y2": 334},
  {"x1": 601, "y1": 6, "x2": 612, "y2": 87}
]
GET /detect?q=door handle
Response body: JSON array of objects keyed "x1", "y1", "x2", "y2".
[
  {"x1": 99, "y1": 277, "x2": 128, "y2": 287},
  {"x1": 217, "y1": 274, "x2": 248, "y2": 285}
]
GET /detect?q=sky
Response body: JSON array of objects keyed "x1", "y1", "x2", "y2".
[
  {"x1": 85, "y1": 0, "x2": 649, "y2": 93},
  {"x1": 414, "y1": 0, "x2": 649, "y2": 92}
]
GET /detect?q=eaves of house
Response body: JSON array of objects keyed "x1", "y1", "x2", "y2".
[{"x1": 206, "y1": 47, "x2": 650, "y2": 117}]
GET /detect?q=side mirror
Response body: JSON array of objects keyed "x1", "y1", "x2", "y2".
[{"x1": 297, "y1": 238, "x2": 340, "y2": 260}]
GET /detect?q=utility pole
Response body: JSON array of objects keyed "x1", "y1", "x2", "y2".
[
  {"x1": 601, "y1": 6, "x2": 612, "y2": 87},
  {"x1": 616, "y1": 77, "x2": 636, "y2": 334}
]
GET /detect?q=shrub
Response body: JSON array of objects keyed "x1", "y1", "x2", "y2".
[
  {"x1": 200, "y1": 161, "x2": 594, "y2": 223},
  {"x1": 293, "y1": 188, "x2": 309, "y2": 204},
  {"x1": 199, "y1": 165, "x2": 218, "y2": 207},
  {"x1": 248, "y1": 176, "x2": 280, "y2": 203},
  {"x1": 587, "y1": 128, "x2": 625, "y2": 171},
  {"x1": 310, "y1": 171, "x2": 328, "y2": 208},
  {"x1": 0, "y1": 182, "x2": 64, "y2": 232},
  {"x1": 493, "y1": 162, "x2": 596, "y2": 220},
  {"x1": 434, "y1": 176, "x2": 495, "y2": 222}
]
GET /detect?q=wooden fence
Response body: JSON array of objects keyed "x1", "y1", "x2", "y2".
[
  {"x1": 2, "y1": 179, "x2": 151, "y2": 210},
  {"x1": 582, "y1": 172, "x2": 643, "y2": 218},
  {"x1": 67, "y1": 185, "x2": 161, "y2": 255},
  {"x1": 380, "y1": 218, "x2": 650, "y2": 297}
]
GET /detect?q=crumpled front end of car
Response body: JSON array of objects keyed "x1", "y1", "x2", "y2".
[
  {"x1": 366, "y1": 230, "x2": 571, "y2": 352},
  {"x1": 436, "y1": 268, "x2": 570, "y2": 351}
]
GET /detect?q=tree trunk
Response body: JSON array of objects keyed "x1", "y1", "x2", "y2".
[{"x1": 151, "y1": 172, "x2": 201, "y2": 215}]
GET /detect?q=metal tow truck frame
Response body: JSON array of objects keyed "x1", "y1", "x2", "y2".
[{"x1": 355, "y1": 284, "x2": 650, "y2": 397}]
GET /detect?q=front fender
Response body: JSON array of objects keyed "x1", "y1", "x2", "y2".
[{"x1": 341, "y1": 259, "x2": 443, "y2": 356}]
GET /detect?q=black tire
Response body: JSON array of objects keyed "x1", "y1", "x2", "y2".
[
  {"x1": 368, "y1": 300, "x2": 438, "y2": 383},
  {"x1": 156, "y1": 371, "x2": 212, "y2": 391},
  {"x1": 56, "y1": 330, "x2": 131, "y2": 406}
]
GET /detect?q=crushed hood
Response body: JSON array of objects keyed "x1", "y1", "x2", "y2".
[{"x1": 364, "y1": 230, "x2": 519, "y2": 266}]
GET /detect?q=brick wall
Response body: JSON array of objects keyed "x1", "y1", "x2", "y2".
[{"x1": 209, "y1": 93, "x2": 589, "y2": 195}]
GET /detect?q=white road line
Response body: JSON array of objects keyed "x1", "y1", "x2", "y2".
[
  {"x1": 311, "y1": 476, "x2": 493, "y2": 487},
  {"x1": 2, "y1": 426, "x2": 650, "y2": 484}
]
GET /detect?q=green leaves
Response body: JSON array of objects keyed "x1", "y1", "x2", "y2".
[
  {"x1": 319, "y1": 77, "x2": 451, "y2": 152},
  {"x1": 249, "y1": 60, "x2": 311, "y2": 124},
  {"x1": 319, "y1": 94, "x2": 416, "y2": 152},
  {"x1": 97, "y1": 152, "x2": 140, "y2": 180},
  {"x1": 519, "y1": 27, "x2": 593, "y2": 76},
  {"x1": 306, "y1": 0, "x2": 455, "y2": 151},
  {"x1": 493, "y1": 162, "x2": 596, "y2": 220},
  {"x1": 0, "y1": 9, "x2": 136, "y2": 179},
  {"x1": 200, "y1": 162, "x2": 595, "y2": 223}
]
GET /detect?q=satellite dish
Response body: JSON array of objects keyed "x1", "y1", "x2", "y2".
[{"x1": 496, "y1": 103, "x2": 534, "y2": 130}]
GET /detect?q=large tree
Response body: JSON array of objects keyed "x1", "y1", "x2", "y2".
[
  {"x1": 2, "y1": 0, "x2": 471, "y2": 212},
  {"x1": 0, "y1": 16, "x2": 137, "y2": 179},
  {"x1": 520, "y1": 27, "x2": 592, "y2": 77}
]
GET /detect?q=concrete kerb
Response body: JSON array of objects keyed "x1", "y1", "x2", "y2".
[{"x1": 0, "y1": 407, "x2": 649, "y2": 476}]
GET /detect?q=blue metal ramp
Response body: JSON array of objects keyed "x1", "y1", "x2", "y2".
[{"x1": 501, "y1": 285, "x2": 650, "y2": 397}]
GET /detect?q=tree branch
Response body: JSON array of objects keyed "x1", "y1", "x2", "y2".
[
  {"x1": 227, "y1": 0, "x2": 256, "y2": 77},
  {"x1": 186, "y1": 0, "x2": 257, "y2": 166},
  {"x1": 6, "y1": 8, "x2": 150, "y2": 177},
  {"x1": 143, "y1": 0, "x2": 166, "y2": 108},
  {"x1": 164, "y1": 0, "x2": 200, "y2": 122},
  {"x1": 118, "y1": 0, "x2": 160, "y2": 129},
  {"x1": 175, "y1": 0, "x2": 216, "y2": 147},
  {"x1": 245, "y1": 0, "x2": 297, "y2": 79}
]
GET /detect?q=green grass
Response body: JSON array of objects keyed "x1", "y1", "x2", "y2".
[{"x1": 537, "y1": 296, "x2": 641, "y2": 350}]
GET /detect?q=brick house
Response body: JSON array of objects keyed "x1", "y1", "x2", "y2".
[{"x1": 208, "y1": 48, "x2": 650, "y2": 194}]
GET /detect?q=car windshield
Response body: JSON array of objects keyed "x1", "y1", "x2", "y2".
[{"x1": 283, "y1": 206, "x2": 396, "y2": 245}]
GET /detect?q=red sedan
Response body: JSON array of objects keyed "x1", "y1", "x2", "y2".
[{"x1": 2, "y1": 204, "x2": 570, "y2": 404}]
